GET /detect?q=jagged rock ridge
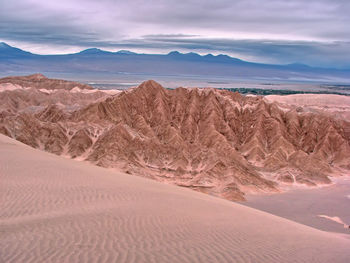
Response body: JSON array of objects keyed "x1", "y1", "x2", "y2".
[
  {"x1": 0, "y1": 74, "x2": 113, "y2": 114},
  {"x1": 0, "y1": 73, "x2": 92, "y2": 90},
  {"x1": 1, "y1": 77, "x2": 350, "y2": 201}
]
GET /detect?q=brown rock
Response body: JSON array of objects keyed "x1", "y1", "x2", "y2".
[{"x1": 1, "y1": 77, "x2": 350, "y2": 201}]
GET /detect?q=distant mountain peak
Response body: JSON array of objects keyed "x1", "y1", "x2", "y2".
[
  {"x1": 0, "y1": 42, "x2": 33, "y2": 57},
  {"x1": 79, "y1": 48, "x2": 109, "y2": 54},
  {"x1": 186, "y1": 52, "x2": 200, "y2": 56},
  {"x1": 0, "y1": 42, "x2": 11, "y2": 48},
  {"x1": 167, "y1": 51, "x2": 182, "y2": 56},
  {"x1": 116, "y1": 50, "x2": 136, "y2": 55},
  {"x1": 204, "y1": 53, "x2": 214, "y2": 58},
  {"x1": 166, "y1": 51, "x2": 242, "y2": 61},
  {"x1": 217, "y1": 54, "x2": 231, "y2": 59},
  {"x1": 167, "y1": 51, "x2": 203, "y2": 57}
]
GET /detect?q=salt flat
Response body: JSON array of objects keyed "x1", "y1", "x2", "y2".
[{"x1": 1, "y1": 134, "x2": 350, "y2": 263}]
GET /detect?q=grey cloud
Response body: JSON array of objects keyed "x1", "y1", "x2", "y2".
[
  {"x1": 142, "y1": 34, "x2": 199, "y2": 39},
  {"x1": 0, "y1": 0, "x2": 350, "y2": 67}
]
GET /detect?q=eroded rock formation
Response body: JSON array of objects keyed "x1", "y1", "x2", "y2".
[{"x1": 1, "y1": 76, "x2": 349, "y2": 200}]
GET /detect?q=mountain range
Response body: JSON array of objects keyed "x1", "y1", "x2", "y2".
[{"x1": 1, "y1": 42, "x2": 350, "y2": 83}]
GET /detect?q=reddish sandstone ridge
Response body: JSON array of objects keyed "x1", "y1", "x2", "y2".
[
  {"x1": 1, "y1": 77, "x2": 350, "y2": 201},
  {"x1": 0, "y1": 73, "x2": 92, "y2": 90},
  {"x1": 0, "y1": 74, "x2": 112, "y2": 113}
]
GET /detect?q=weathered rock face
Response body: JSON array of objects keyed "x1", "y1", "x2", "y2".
[
  {"x1": 0, "y1": 73, "x2": 92, "y2": 90},
  {"x1": 0, "y1": 74, "x2": 113, "y2": 114},
  {"x1": 1, "y1": 77, "x2": 350, "y2": 201}
]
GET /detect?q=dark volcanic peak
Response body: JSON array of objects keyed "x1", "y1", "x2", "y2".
[{"x1": 1, "y1": 78, "x2": 350, "y2": 201}]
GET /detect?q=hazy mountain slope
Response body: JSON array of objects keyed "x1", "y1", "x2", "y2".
[{"x1": 1, "y1": 42, "x2": 350, "y2": 82}]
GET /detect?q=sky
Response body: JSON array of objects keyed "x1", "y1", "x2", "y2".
[{"x1": 1, "y1": 0, "x2": 350, "y2": 68}]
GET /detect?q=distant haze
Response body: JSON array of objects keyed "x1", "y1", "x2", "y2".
[{"x1": 0, "y1": 0, "x2": 350, "y2": 69}]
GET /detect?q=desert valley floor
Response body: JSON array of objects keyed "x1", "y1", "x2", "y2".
[
  {"x1": 1, "y1": 134, "x2": 350, "y2": 263},
  {"x1": 242, "y1": 176, "x2": 350, "y2": 234}
]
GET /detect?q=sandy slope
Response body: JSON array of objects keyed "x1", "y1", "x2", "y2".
[{"x1": 1, "y1": 134, "x2": 350, "y2": 263}]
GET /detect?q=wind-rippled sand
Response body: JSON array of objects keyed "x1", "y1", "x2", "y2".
[{"x1": 1, "y1": 134, "x2": 350, "y2": 263}]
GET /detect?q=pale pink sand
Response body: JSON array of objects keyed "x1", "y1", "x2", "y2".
[
  {"x1": 264, "y1": 94, "x2": 350, "y2": 120},
  {"x1": 318, "y1": 215, "x2": 349, "y2": 229},
  {"x1": 265, "y1": 94, "x2": 350, "y2": 108},
  {"x1": 1, "y1": 134, "x2": 350, "y2": 263},
  {"x1": 243, "y1": 177, "x2": 350, "y2": 234}
]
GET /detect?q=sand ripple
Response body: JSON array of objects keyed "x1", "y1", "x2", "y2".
[{"x1": 1, "y1": 135, "x2": 350, "y2": 263}]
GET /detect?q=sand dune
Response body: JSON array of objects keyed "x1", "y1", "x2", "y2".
[{"x1": 1, "y1": 134, "x2": 350, "y2": 263}]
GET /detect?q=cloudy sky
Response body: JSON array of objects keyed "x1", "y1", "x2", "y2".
[{"x1": 1, "y1": 0, "x2": 350, "y2": 68}]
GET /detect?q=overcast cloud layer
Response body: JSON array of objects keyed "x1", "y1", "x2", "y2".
[{"x1": 1, "y1": 0, "x2": 350, "y2": 68}]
